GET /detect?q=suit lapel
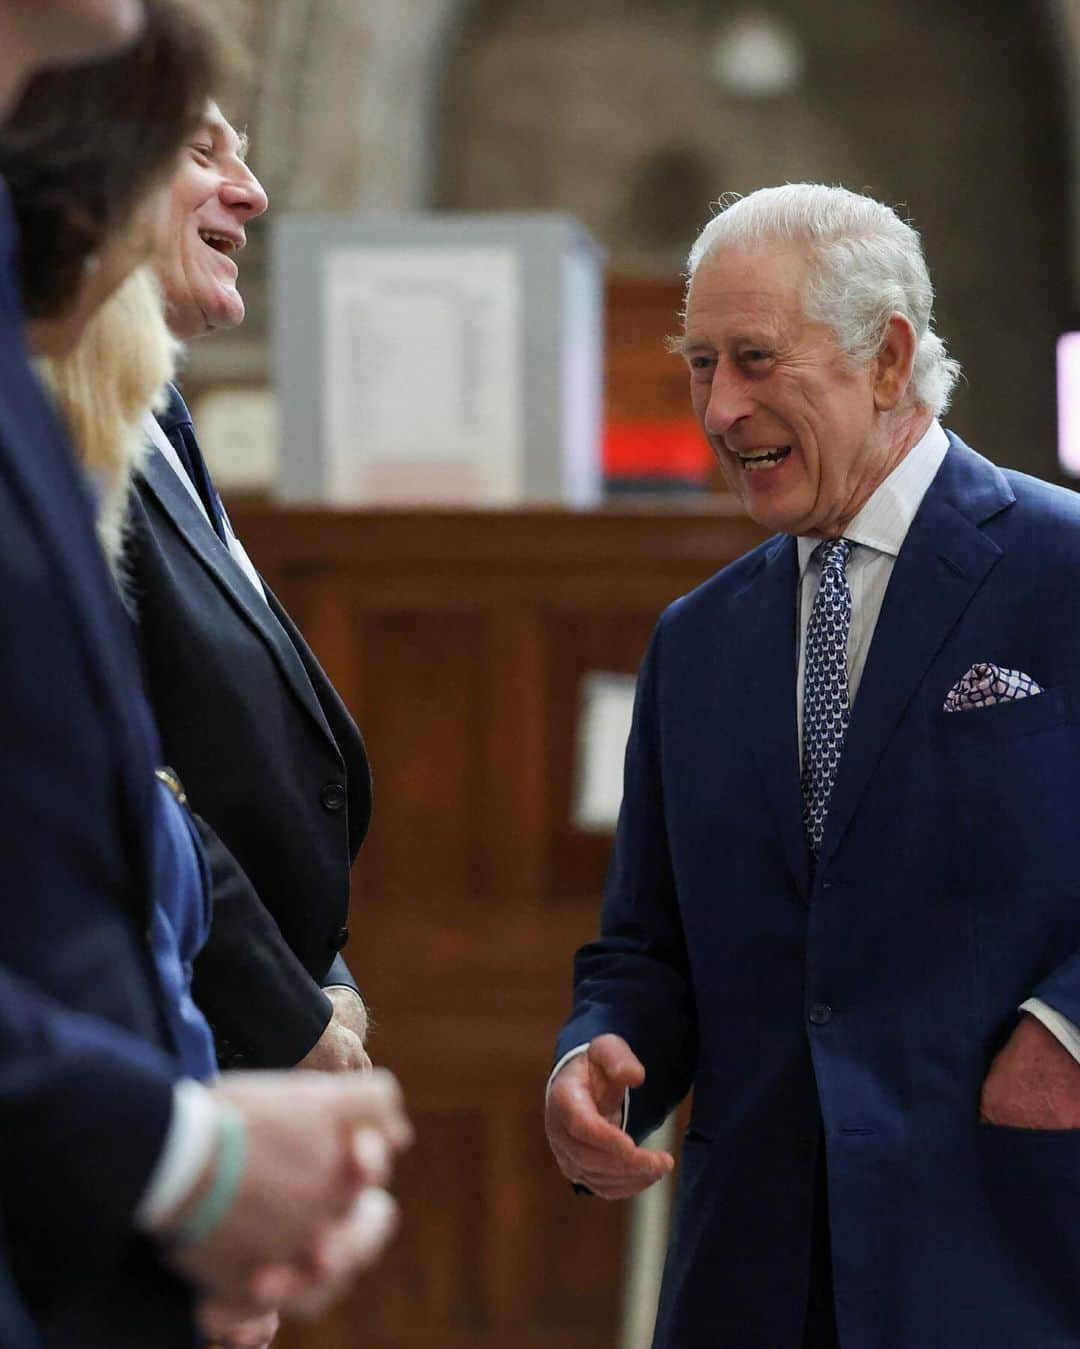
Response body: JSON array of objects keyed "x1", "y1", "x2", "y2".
[
  {"x1": 730, "y1": 535, "x2": 811, "y2": 897},
  {"x1": 816, "y1": 439, "x2": 1013, "y2": 872},
  {"x1": 138, "y1": 443, "x2": 338, "y2": 752}
]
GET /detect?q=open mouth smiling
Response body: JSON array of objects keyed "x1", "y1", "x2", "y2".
[
  {"x1": 198, "y1": 230, "x2": 241, "y2": 256},
  {"x1": 733, "y1": 446, "x2": 792, "y2": 472}
]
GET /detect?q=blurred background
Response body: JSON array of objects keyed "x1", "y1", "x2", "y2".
[{"x1": 195, "y1": 2, "x2": 1080, "y2": 1345}]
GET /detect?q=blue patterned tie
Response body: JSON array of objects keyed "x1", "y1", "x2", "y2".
[
  {"x1": 156, "y1": 384, "x2": 229, "y2": 544},
  {"x1": 801, "y1": 538, "x2": 854, "y2": 857}
]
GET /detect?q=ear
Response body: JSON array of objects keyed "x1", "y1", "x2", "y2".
[{"x1": 872, "y1": 314, "x2": 917, "y2": 411}]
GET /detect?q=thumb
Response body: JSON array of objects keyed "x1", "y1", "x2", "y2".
[
  {"x1": 586, "y1": 1035, "x2": 644, "y2": 1119},
  {"x1": 337, "y1": 1069, "x2": 413, "y2": 1151}
]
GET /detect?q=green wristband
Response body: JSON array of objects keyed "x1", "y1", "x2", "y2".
[{"x1": 174, "y1": 1106, "x2": 247, "y2": 1246}]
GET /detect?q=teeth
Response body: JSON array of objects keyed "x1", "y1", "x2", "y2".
[
  {"x1": 737, "y1": 446, "x2": 790, "y2": 471},
  {"x1": 199, "y1": 232, "x2": 236, "y2": 254}
]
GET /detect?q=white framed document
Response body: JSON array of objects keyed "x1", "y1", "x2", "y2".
[{"x1": 322, "y1": 246, "x2": 523, "y2": 504}]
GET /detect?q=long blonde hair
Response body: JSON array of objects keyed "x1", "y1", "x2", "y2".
[{"x1": 39, "y1": 264, "x2": 179, "y2": 577}]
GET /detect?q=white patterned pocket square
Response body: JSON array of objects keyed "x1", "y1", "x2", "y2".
[{"x1": 943, "y1": 662, "x2": 1044, "y2": 713}]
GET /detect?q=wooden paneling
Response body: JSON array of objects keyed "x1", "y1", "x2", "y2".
[
  {"x1": 229, "y1": 503, "x2": 766, "y2": 1349},
  {"x1": 604, "y1": 277, "x2": 688, "y2": 426}
]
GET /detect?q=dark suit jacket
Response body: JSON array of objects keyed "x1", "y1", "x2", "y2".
[
  {"x1": 559, "y1": 436, "x2": 1080, "y2": 1349},
  {"x1": 129, "y1": 417, "x2": 372, "y2": 1068},
  {"x1": 0, "y1": 188, "x2": 193, "y2": 1346}
]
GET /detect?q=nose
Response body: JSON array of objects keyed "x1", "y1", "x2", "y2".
[
  {"x1": 220, "y1": 164, "x2": 269, "y2": 221},
  {"x1": 702, "y1": 363, "x2": 754, "y2": 439}
]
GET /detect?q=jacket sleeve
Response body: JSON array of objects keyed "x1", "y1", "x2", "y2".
[
  {"x1": 0, "y1": 962, "x2": 176, "y2": 1303},
  {"x1": 189, "y1": 814, "x2": 332, "y2": 1068},
  {"x1": 1030, "y1": 953, "x2": 1080, "y2": 1042},
  {"x1": 321, "y1": 953, "x2": 361, "y2": 996},
  {"x1": 554, "y1": 621, "x2": 697, "y2": 1141}
]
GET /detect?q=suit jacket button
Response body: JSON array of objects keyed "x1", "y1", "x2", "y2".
[
  {"x1": 809, "y1": 1003, "x2": 832, "y2": 1026},
  {"x1": 320, "y1": 782, "x2": 346, "y2": 813},
  {"x1": 331, "y1": 926, "x2": 349, "y2": 951}
]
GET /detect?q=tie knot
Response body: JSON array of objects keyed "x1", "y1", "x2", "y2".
[{"x1": 815, "y1": 537, "x2": 853, "y2": 574}]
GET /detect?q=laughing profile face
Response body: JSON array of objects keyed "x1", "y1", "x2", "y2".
[
  {"x1": 157, "y1": 101, "x2": 269, "y2": 340},
  {"x1": 679, "y1": 242, "x2": 899, "y2": 538}
]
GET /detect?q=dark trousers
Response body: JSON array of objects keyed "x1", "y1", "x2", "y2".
[{"x1": 802, "y1": 1143, "x2": 839, "y2": 1349}]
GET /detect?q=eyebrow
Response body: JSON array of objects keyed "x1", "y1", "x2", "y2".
[
  {"x1": 200, "y1": 118, "x2": 251, "y2": 162},
  {"x1": 666, "y1": 334, "x2": 715, "y2": 357}
]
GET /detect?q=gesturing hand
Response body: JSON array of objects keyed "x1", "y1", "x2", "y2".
[
  {"x1": 545, "y1": 1035, "x2": 674, "y2": 1199},
  {"x1": 980, "y1": 1011, "x2": 1080, "y2": 1129}
]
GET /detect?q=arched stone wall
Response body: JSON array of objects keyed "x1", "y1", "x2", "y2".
[
  {"x1": 196, "y1": 0, "x2": 1076, "y2": 485},
  {"x1": 188, "y1": 0, "x2": 476, "y2": 382},
  {"x1": 437, "y1": 0, "x2": 1072, "y2": 478}
]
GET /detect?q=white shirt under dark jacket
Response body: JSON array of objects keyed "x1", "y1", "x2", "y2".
[{"x1": 549, "y1": 419, "x2": 1080, "y2": 1120}]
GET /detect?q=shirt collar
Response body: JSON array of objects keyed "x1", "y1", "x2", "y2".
[{"x1": 796, "y1": 419, "x2": 950, "y2": 576}]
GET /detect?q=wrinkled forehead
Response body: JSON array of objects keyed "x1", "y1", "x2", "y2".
[{"x1": 684, "y1": 241, "x2": 812, "y2": 332}]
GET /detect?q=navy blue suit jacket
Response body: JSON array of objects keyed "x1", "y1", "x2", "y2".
[
  {"x1": 0, "y1": 190, "x2": 192, "y2": 1346},
  {"x1": 559, "y1": 436, "x2": 1080, "y2": 1349}
]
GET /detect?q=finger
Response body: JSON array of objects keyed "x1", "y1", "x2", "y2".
[
  {"x1": 559, "y1": 1142, "x2": 673, "y2": 1181},
  {"x1": 202, "y1": 1310, "x2": 281, "y2": 1349},
  {"x1": 553, "y1": 1129, "x2": 671, "y2": 1168},
  {"x1": 317, "y1": 1189, "x2": 400, "y2": 1279},
  {"x1": 557, "y1": 1097, "x2": 637, "y2": 1155},
  {"x1": 550, "y1": 1127, "x2": 670, "y2": 1171},
  {"x1": 244, "y1": 1264, "x2": 305, "y2": 1311},
  {"x1": 352, "y1": 1127, "x2": 393, "y2": 1188},
  {"x1": 287, "y1": 1191, "x2": 401, "y2": 1316},
  {"x1": 552, "y1": 1142, "x2": 673, "y2": 1191},
  {"x1": 587, "y1": 1036, "x2": 645, "y2": 1115},
  {"x1": 577, "y1": 1172, "x2": 667, "y2": 1200},
  {"x1": 339, "y1": 1069, "x2": 414, "y2": 1149},
  {"x1": 282, "y1": 1197, "x2": 397, "y2": 1320}
]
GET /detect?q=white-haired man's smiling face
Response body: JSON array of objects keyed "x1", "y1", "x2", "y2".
[{"x1": 679, "y1": 241, "x2": 918, "y2": 538}]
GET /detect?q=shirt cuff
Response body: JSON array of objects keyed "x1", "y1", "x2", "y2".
[
  {"x1": 1020, "y1": 997, "x2": 1080, "y2": 1064},
  {"x1": 322, "y1": 985, "x2": 363, "y2": 1001},
  {"x1": 133, "y1": 1078, "x2": 222, "y2": 1231},
  {"x1": 546, "y1": 1042, "x2": 630, "y2": 1131}
]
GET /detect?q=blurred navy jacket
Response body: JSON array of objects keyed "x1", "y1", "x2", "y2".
[{"x1": 0, "y1": 183, "x2": 196, "y2": 1346}]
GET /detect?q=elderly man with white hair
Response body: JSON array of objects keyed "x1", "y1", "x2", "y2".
[{"x1": 547, "y1": 183, "x2": 1080, "y2": 1348}]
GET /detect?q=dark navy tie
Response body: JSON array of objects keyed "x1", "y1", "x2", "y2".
[
  {"x1": 801, "y1": 538, "x2": 855, "y2": 858},
  {"x1": 155, "y1": 384, "x2": 229, "y2": 544}
]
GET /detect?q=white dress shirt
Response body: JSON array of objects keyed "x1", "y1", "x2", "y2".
[
  {"x1": 795, "y1": 421, "x2": 949, "y2": 750},
  {"x1": 552, "y1": 419, "x2": 1080, "y2": 1119}
]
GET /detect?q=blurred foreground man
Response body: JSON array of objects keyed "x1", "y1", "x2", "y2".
[
  {"x1": 0, "y1": 6, "x2": 408, "y2": 1346},
  {"x1": 547, "y1": 184, "x2": 1080, "y2": 1348}
]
